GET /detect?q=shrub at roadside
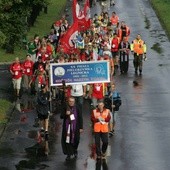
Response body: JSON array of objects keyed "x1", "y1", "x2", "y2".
[
  {"x1": 0, "y1": 99, "x2": 12, "y2": 124},
  {"x1": 150, "y1": 0, "x2": 170, "y2": 39}
]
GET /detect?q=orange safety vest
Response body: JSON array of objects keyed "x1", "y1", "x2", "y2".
[
  {"x1": 110, "y1": 15, "x2": 119, "y2": 26},
  {"x1": 93, "y1": 109, "x2": 110, "y2": 133},
  {"x1": 118, "y1": 26, "x2": 130, "y2": 41},
  {"x1": 133, "y1": 39, "x2": 145, "y2": 54}
]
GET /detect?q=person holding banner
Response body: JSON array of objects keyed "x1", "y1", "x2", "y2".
[
  {"x1": 70, "y1": 84, "x2": 87, "y2": 111},
  {"x1": 60, "y1": 96, "x2": 83, "y2": 161}
]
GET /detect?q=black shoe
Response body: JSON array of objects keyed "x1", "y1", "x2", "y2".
[
  {"x1": 40, "y1": 129, "x2": 45, "y2": 137},
  {"x1": 40, "y1": 129, "x2": 45, "y2": 133},
  {"x1": 139, "y1": 70, "x2": 142, "y2": 75},
  {"x1": 109, "y1": 130, "x2": 115, "y2": 137},
  {"x1": 74, "y1": 151, "x2": 78, "y2": 158},
  {"x1": 135, "y1": 69, "x2": 138, "y2": 74},
  {"x1": 65, "y1": 155, "x2": 71, "y2": 161},
  {"x1": 45, "y1": 131, "x2": 49, "y2": 140},
  {"x1": 74, "y1": 153, "x2": 78, "y2": 159}
]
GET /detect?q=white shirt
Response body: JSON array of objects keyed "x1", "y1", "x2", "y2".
[
  {"x1": 103, "y1": 50, "x2": 112, "y2": 58},
  {"x1": 71, "y1": 84, "x2": 84, "y2": 96}
]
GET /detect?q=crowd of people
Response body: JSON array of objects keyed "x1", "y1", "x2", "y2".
[{"x1": 9, "y1": 0, "x2": 147, "y2": 162}]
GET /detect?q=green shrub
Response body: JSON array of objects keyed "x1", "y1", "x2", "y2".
[{"x1": 0, "y1": 99, "x2": 12, "y2": 124}]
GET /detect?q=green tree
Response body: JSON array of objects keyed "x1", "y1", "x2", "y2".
[
  {"x1": 0, "y1": 0, "x2": 49, "y2": 53},
  {"x1": 0, "y1": 31, "x2": 6, "y2": 47}
]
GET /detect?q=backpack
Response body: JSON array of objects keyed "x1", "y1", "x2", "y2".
[{"x1": 104, "y1": 92, "x2": 122, "y2": 112}]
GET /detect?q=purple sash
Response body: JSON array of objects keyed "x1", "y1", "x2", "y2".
[{"x1": 65, "y1": 106, "x2": 78, "y2": 143}]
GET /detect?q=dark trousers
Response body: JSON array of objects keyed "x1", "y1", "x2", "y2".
[
  {"x1": 133, "y1": 53, "x2": 143, "y2": 71},
  {"x1": 94, "y1": 132, "x2": 108, "y2": 156},
  {"x1": 74, "y1": 96, "x2": 83, "y2": 111}
]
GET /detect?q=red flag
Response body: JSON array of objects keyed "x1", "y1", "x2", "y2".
[
  {"x1": 83, "y1": 0, "x2": 91, "y2": 30},
  {"x1": 59, "y1": 21, "x2": 79, "y2": 54},
  {"x1": 72, "y1": 0, "x2": 91, "y2": 31},
  {"x1": 72, "y1": 0, "x2": 84, "y2": 22}
]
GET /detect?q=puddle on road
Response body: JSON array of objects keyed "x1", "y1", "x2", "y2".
[
  {"x1": 0, "y1": 147, "x2": 14, "y2": 156},
  {"x1": 15, "y1": 142, "x2": 49, "y2": 169},
  {"x1": 14, "y1": 94, "x2": 35, "y2": 113},
  {"x1": 144, "y1": 16, "x2": 150, "y2": 29},
  {"x1": 151, "y1": 43, "x2": 163, "y2": 54},
  {"x1": 28, "y1": 130, "x2": 38, "y2": 139},
  {"x1": 0, "y1": 167, "x2": 9, "y2": 170}
]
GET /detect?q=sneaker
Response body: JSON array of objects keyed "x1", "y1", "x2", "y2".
[
  {"x1": 74, "y1": 151, "x2": 78, "y2": 159},
  {"x1": 45, "y1": 131, "x2": 49, "y2": 140},
  {"x1": 74, "y1": 153, "x2": 78, "y2": 159},
  {"x1": 139, "y1": 70, "x2": 142, "y2": 75},
  {"x1": 109, "y1": 130, "x2": 115, "y2": 137},
  {"x1": 40, "y1": 129, "x2": 45, "y2": 137},
  {"x1": 65, "y1": 155, "x2": 71, "y2": 161},
  {"x1": 40, "y1": 129, "x2": 45, "y2": 133}
]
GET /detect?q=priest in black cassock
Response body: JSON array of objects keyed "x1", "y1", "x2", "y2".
[{"x1": 60, "y1": 96, "x2": 83, "y2": 161}]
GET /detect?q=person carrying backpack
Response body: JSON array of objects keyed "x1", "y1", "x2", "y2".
[
  {"x1": 104, "y1": 83, "x2": 121, "y2": 137},
  {"x1": 36, "y1": 84, "x2": 50, "y2": 140}
]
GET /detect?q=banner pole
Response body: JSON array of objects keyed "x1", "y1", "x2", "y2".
[{"x1": 48, "y1": 66, "x2": 52, "y2": 114}]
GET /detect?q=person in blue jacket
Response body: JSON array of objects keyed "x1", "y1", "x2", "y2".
[{"x1": 104, "y1": 83, "x2": 121, "y2": 137}]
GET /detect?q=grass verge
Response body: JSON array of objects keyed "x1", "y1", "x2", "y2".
[
  {"x1": 150, "y1": 0, "x2": 170, "y2": 39},
  {"x1": 0, "y1": 0, "x2": 67, "y2": 63},
  {"x1": 0, "y1": 99, "x2": 12, "y2": 124}
]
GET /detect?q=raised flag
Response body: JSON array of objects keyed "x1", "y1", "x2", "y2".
[
  {"x1": 59, "y1": 21, "x2": 79, "y2": 54},
  {"x1": 72, "y1": 0, "x2": 91, "y2": 31}
]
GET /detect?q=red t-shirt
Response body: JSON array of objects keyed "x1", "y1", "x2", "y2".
[
  {"x1": 32, "y1": 74, "x2": 46, "y2": 85},
  {"x1": 10, "y1": 63, "x2": 22, "y2": 79},
  {"x1": 111, "y1": 37, "x2": 119, "y2": 52},
  {"x1": 37, "y1": 52, "x2": 49, "y2": 63},
  {"x1": 46, "y1": 45, "x2": 53, "y2": 55},
  {"x1": 92, "y1": 83, "x2": 104, "y2": 99},
  {"x1": 22, "y1": 60, "x2": 34, "y2": 76}
]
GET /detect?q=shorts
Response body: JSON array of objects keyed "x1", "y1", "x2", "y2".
[
  {"x1": 12, "y1": 77, "x2": 22, "y2": 90},
  {"x1": 38, "y1": 113, "x2": 49, "y2": 120},
  {"x1": 22, "y1": 75, "x2": 32, "y2": 89},
  {"x1": 112, "y1": 51, "x2": 119, "y2": 58}
]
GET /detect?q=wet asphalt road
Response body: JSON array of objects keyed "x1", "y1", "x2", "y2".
[{"x1": 1, "y1": 0, "x2": 170, "y2": 169}]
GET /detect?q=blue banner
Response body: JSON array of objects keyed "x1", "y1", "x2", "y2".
[{"x1": 50, "y1": 61, "x2": 110, "y2": 86}]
